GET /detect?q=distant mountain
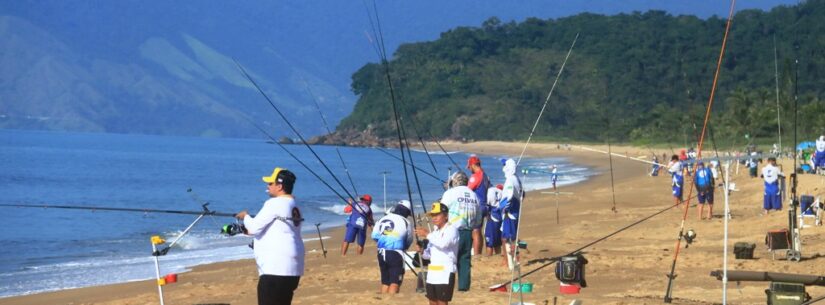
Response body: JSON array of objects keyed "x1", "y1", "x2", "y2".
[{"x1": 0, "y1": 1, "x2": 796, "y2": 138}]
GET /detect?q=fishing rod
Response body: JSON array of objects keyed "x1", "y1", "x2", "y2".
[
  {"x1": 773, "y1": 35, "x2": 783, "y2": 156},
  {"x1": 490, "y1": 195, "x2": 697, "y2": 290},
  {"x1": 398, "y1": 104, "x2": 440, "y2": 175},
  {"x1": 509, "y1": 32, "x2": 579, "y2": 305},
  {"x1": 606, "y1": 116, "x2": 618, "y2": 213},
  {"x1": 233, "y1": 60, "x2": 373, "y2": 224},
  {"x1": 364, "y1": 0, "x2": 428, "y2": 287},
  {"x1": 303, "y1": 79, "x2": 360, "y2": 196},
  {"x1": 375, "y1": 147, "x2": 445, "y2": 183},
  {"x1": 0, "y1": 202, "x2": 237, "y2": 217},
  {"x1": 664, "y1": 0, "x2": 735, "y2": 302}
]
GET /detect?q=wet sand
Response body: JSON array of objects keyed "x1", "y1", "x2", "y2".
[{"x1": 4, "y1": 141, "x2": 825, "y2": 305}]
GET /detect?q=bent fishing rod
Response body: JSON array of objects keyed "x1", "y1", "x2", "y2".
[
  {"x1": 303, "y1": 78, "x2": 360, "y2": 196},
  {"x1": 664, "y1": 0, "x2": 735, "y2": 302},
  {"x1": 233, "y1": 60, "x2": 373, "y2": 224},
  {"x1": 508, "y1": 31, "x2": 579, "y2": 305}
]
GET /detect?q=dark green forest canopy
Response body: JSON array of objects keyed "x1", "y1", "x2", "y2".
[{"x1": 339, "y1": 1, "x2": 824, "y2": 144}]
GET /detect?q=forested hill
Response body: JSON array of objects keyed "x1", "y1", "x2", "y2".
[{"x1": 335, "y1": 0, "x2": 824, "y2": 144}]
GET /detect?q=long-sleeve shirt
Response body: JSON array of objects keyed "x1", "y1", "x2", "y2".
[
  {"x1": 371, "y1": 213, "x2": 413, "y2": 251},
  {"x1": 423, "y1": 224, "x2": 458, "y2": 284},
  {"x1": 243, "y1": 196, "x2": 305, "y2": 276}
]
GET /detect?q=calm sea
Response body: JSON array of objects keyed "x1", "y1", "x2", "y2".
[{"x1": 0, "y1": 129, "x2": 593, "y2": 297}]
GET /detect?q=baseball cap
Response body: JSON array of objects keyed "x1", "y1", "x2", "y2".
[
  {"x1": 466, "y1": 154, "x2": 481, "y2": 168},
  {"x1": 428, "y1": 201, "x2": 449, "y2": 215},
  {"x1": 360, "y1": 194, "x2": 373, "y2": 204}
]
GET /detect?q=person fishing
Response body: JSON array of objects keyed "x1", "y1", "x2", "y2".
[
  {"x1": 761, "y1": 157, "x2": 783, "y2": 215},
  {"x1": 441, "y1": 171, "x2": 480, "y2": 292},
  {"x1": 747, "y1": 152, "x2": 759, "y2": 178},
  {"x1": 651, "y1": 155, "x2": 660, "y2": 177},
  {"x1": 667, "y1": 155, "x2": 684, "y2": 205},
  {"x1": 500, "y1": 158, "x2": 523, "y2": 269},
  {"x1": 694, "y1": 161, "x2": 715, "y2": 220},
  {"x1": 466, "y1": 154, "x2": 490, "y2": 258},
  {"x1": 484, "y1": 184, "x2": 503, "y2": 256},
  {"x1": 416, "y1": 201, "x2": 458, "y2": 305},
  {"x1": 341, "y1": 194, "x2": 374, "y2": 256},
  {"x1": 815, "y1": 134, "x2": 825, "y2": 173},
  {"x1": 371, "y1": 200, "x2": 414, "y2": 294},
  {"x1": 234, "y1": 167, "x2": 304, "y2": 305},
  {"x1": 550, "y1": 164, "x2": 559, "y2": 188}
]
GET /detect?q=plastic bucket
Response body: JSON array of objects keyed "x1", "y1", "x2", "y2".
[
  {"x1": 560, "y1": 282, "x2": 581, "y2": 294},
  {"x1": 489, "y1": 284, "x2": 508, "y2": 292},
  {"x1": 511, "y1": 282, "x2": 533, "y2": 293},
  {"x1": 164, "y1": 273, "x2": 177, "y2": 284}
]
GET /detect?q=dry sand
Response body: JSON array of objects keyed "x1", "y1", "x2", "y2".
[{"x1": 3, "y1": 141, "x2": 825, "y2": 305}]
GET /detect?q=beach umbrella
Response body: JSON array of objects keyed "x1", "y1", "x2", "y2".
[{"x1": 797, "y1": 141, "x2": 815, "y2": 150}]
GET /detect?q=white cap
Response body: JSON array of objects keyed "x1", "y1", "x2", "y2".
[{"x1": 398, "y1": 200, "x2": 411, "y2": 211}]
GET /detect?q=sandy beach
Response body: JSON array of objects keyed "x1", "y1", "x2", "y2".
[{"x1": 4, "y1": 141, "x2": 825, "y2": 305}]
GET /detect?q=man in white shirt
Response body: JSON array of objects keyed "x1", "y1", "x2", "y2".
[
  {"x1": 235, "y1": 167, "x2": 305, "y2": 305},
  {"x1": 441, "y1": 171, "x2": 480, "y2": 292},
  {"x1": 761, "y1": 158, "x2": 783, "y2": 214},
  {"x1": 416, "y1": 201, "x2": 458, "y2": 305}
]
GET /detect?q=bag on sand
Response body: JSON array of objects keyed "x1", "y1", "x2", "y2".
[{"x1": 555, "y1": 254, "x2": 588, "y2": 287}]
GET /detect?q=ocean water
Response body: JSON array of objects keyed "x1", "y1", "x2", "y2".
[{"x1": 0, "y1": 129, "x2": 594, "y2": 297}]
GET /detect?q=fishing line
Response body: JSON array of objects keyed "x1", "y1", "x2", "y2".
[
  {"x1": 509, "y1": 32, "x2": 579, "y2": 305},
  {"x1": 664, "y1": 0, "x2": 736, "y2": 302},
  {"x1": 492, "y1": 196, "x2": 695, "y2": 289},
  {"x1": 233, "y1": 60, "x2": 370, "y2": 220},
  {"x1": 0, "y1": 203, "x2": 237, "y2": 217},
  {"x1": 302, "y1": 78, "x2": 360, "y2": 196},
  {"x1": 375, "y1": 147, "x2": 445, "y2": 183},
  {"x1": 515, "y1": 32, "x2": 579, "y2": 166}
]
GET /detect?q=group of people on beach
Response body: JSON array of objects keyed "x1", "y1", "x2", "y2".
[
  {"x1": 663, "y1": 151, "x2": 719, "y2": 219},
  {"x1": 232, "y1": 154, "x2": 528, "y2": 305}
]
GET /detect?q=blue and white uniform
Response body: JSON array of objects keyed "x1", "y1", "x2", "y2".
[
  {"x1": 762, "y1": 164, "x2": 782, "y2": 210},
  {"x1": 815, "y1": 136, "x2": 825, "y2": 169},
  {"x1": 484, "y1": 186, "x2": 502, "y2": 248},
  {"x1": 501, "y1": 159, "x2": 523, "y2": 241},
  {"x1": 668, "y1": 160, "x2": 684, "y2": 201},
  {"x1": 694, "y1": 165, "x2": 714, "y2": 204},
  {"x1": 344, "y1": 201, "x2": 372, "y2": 246},
  {"x1": 372, "y1": 205, "x2": 413, "y2": 286}
]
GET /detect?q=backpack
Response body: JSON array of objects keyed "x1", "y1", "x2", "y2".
[{"x1": 555, "y1": 254, "x2": 588, "y2": 287}]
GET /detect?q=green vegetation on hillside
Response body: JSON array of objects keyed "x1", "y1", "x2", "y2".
[{"x1": 339, "y1": 1, "x2": 824, "y2": 145}]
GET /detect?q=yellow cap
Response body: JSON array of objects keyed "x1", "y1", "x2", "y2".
[
  {"x1": 429, "y1": 201, "x2": 449, "y2": 215},
  {"x1": 262, "y1": 167, "x2": 284, "y2": 184}
]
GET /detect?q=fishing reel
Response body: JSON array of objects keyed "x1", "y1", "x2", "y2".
[
  {"x1": 682, "y1": 229, "x2": 697, "y2": 248},
  {"x1": 221, "y1": 222, "x2": 247, "y2": 236}
]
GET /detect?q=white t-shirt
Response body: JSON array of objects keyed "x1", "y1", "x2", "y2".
[
  {"x1": 441, "y1": 186, "x2": 480, "y2": 230},
  {"x1": 423, "y1": 224, "x2": 458, "y2": 284},
  {"x1": 486, "y1": 187, "x2": 502, "y2": 207},
  {"x1": 667, "y1": 160, "x2": 682, "y2": 175},
  {"x1": 762, "y1": 164, "x2": 781, "y2": 184},
  {"x1": 243, "y1": 196, "x2": 305, "y2": 276}
]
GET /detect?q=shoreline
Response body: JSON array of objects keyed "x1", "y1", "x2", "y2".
[{"x1": 5, "y1": 141, "x2": 825, "y2": 305}]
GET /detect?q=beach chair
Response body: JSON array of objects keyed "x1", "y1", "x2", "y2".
[
  {"x1": 766, "y1": 229, "x2": 790, "y2": 260},
  {"x1": 799, "y1": 195, "x2": 817, "y2": 228}
]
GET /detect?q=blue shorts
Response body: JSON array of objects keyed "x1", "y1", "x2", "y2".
[
  {"x1": 377, "y1": 250, "x2": 405, "y2": 285},
  {"x1": 344, "y1": 224, "x2": 366, "y2": 246},
  {"x1": 764, "y1": 193, "x2": 782, "y2": 210},
  {"x1": 501, "y1": 217, "x2": 518, "y2": 241},
  {"x1": 698, "y1": 190, "x2": 714, "y2": 204},
  {"x1": 672, "y1": 185, "x2": 683, "y2": 200},
  {"x1": 816, "y1": 151, "x2": 825, "y2": 168},
  {"x1": 484, "y1": 220, "x2": 502, "y2": 247}
]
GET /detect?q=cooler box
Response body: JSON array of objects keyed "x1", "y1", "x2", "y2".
[{"x1": 766, "y1": 282, "x2": 807, "y2": 305}]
